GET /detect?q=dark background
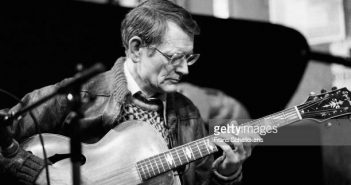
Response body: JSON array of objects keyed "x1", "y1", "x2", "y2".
[{"x1": 0, "y1": 0, "x2": 322, "y2": 184}]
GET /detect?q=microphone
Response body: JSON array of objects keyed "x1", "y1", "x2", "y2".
[
  {"x1": 11, "y1": 63, "x2": 105, "y2": 121},
  {"x1": 0, "y1": 112, "x2": 19, "y2": 158},
  {"x1": 57, "y1": 63, "x2": 106, "y2": 94},
  {"x1": 0, "y1": 63, "x2": 106, "y2": 158}
]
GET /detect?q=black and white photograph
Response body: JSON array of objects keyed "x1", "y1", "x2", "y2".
[{"x1": 1, "y1": 0, "x2": 351, "y2": 184}]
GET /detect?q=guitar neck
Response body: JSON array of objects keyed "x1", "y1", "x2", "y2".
[
  {"x1": 242, "y1": 106, "x2": 302, "y2": 129},
  {"x1": 136, "y1": 106, "x2": 302, "y2": 181}
]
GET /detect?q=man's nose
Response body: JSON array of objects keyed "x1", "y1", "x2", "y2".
[{"x1": 176, "y1": 60, "x2": 189, "y2": 75}]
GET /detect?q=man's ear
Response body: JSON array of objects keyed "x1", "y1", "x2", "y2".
[{"x1": 128, "y1": 36, "x2": 143, "y2": 63}]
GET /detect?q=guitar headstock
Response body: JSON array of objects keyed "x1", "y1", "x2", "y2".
[{"x1": 298, "y1": 87, "x2": 351, "y2": 122}]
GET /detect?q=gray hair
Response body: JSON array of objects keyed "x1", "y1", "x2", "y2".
[{"x1": 121, "y1": 0, "x2": 200, "y2": 50}]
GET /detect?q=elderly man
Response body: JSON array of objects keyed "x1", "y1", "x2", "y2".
[{"x1": 0, "y1": 0, "x2": 258, "y2": 184}]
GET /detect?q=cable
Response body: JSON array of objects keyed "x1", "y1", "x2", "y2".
[{"x1": 0, "y1": 89, "x2": 51, "y2": 185}]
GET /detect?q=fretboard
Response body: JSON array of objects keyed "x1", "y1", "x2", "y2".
[{"x1": 136, "y1": 106, "x2": 302, "y2": 181}]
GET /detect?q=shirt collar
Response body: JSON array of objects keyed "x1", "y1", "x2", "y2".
[{"x1": 124, "y1": 58, "x2": 141, "y2": 96}]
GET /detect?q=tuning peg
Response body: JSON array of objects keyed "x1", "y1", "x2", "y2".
[
  {"x1": 331, "y1": 86, "x2": 338, "y2": 91},
  {"x1": 309, "y1": 91, "x2": 316, "y2": 96},
  {"x1": 321, "y1": 89, "x2": 327, "y2": 93}
]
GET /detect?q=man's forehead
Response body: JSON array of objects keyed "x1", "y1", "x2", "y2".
[{"x1": 160, "y1": 21, "x2": 194, "y2": 52}]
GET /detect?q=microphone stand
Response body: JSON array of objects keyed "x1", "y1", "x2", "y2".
[
  {"x1": 65, "y1": 83, "x2": 83, "y2": 185},
  {"x1": 0, "y1": 112, "x2": 19, "y2": 158},
  {"x1": 309, "y1": 50, "x2": 351, "y2": 67},
  {"x1": 0, "y1": 63, "x2": 105, "y2": 185}
]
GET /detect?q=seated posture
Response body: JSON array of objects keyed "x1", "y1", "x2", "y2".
[{"x1": 0, "y1": 0, "x2": 258, "y2": 184}]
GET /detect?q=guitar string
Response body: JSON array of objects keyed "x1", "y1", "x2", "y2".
[
  {"x1": 89, "y1": 112, "x2": 301, "y2": 184},
  {"x1": 240, "y1": 108, "x2": 298, "y2": 127},
  {"x1": 297, "y1": 96, "x2": 349, "y2": 116},
  {"x1": 90, "y1": 108, "x2": 302, "y2": 183},
  {"x1": 31, "y1": 96, "x2": 329, "y2": 184},
  {"x1": 297, "y1": 95, "x2": 337, "y2": 110},
  {"x1": 131, "y1": 109, "x2": 300, "y2": 180},
  {"x1": 96, "y1": 143, "x2": 216, "y2": 185},
  {"x1": 89, "y1": 140, "x2": 214, "y2": 183},
  {"x1": 90, "y1": 144, "x2": 206, "y2": 184},
  {"x1": 108, "y1": 103, "x2": 340, "y2": 184},
  {"x1": 96, "y1": 112, "x2": 300, "y2": 182},
  {"x1": 94, "y1": 112, "x2": 300, "y2": 184},
  {"x1": 298, "y1": 95, "x2": 332, "y2": 110},
  {"x1": 286, "y1": 96, "x2": 346, "y2": 119},
  {"x1": 127, "y1": 142, "x2": 212, "y2": 178},
  {"x1": 95, "y1": 108, "x2": 300, "y2": 181},
  {"x1": 89, "y1": 94, "x2": 346, "y2": 184}
]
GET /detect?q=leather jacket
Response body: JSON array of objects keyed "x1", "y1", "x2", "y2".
[{"x1": 1, "y1": 57, "x2": 241, "y2": 185}]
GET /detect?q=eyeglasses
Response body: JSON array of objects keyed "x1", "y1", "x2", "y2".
[{"x1": 151, "y1": 47, "x2": 200, "y2": 66}]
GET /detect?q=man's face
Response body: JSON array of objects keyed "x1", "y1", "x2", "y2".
[{"x1": 137, "y1": 21, "x2": 194, "y2": 94}]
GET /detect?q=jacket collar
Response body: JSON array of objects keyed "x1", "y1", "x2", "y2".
[
  {"x1": 82, "y1": 57, "x2": 130, "y2": 103},
  {"x1": 111, "y1": 57, "x2": 130, "y2": 103}
]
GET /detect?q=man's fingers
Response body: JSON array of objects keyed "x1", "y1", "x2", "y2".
[{"x1": 213, "y1": 135, "x2": 245, "y2": 163}]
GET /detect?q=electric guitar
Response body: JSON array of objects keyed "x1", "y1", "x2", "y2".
[{"x1": 22, "y1": 87, "x2": 351, "y2": 185}]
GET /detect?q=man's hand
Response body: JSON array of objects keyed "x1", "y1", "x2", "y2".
[{"x1": 212, "y1": 122, "x2": 261, "y2": 176}]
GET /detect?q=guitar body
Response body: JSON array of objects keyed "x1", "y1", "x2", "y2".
[{"x1": 22, "y1": 121, "x2": 180, "y2": 185}]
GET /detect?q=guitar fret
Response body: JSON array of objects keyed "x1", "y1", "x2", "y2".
[
  {"x1": 153, "y1": 156, "x2": 161, "y2": 174},
  {"x1": 188, "y1": 143, "x2": 196, "y2": 159},
  {"x1": 294, "y1": 106, "x2": 302, "y2": 120},
  {"x1": 199, "y1": 140, "x2": 210, "y2": 156},
  {"x1": 201, "y1": 139, "x2": 210, "y2": 154},
  {"x1": 269, "y1": 115, "x2": 275, "y2": 125},
  {"x1": 188, "y1": 144, "x2": 196, "y2": 159},
  {"x1": 164, "y1": 151, "x2": 176, "y2": 169},
  {"x1": 190, "y1": 142, "x2": 200, "y2": 159},
  {"x1": 174, "y1": 148, "x2": 182, "y2": 166},
  {"x1": 273, "y1": 113, "x2": 283, "y2": 127},
  {"x1": 147, "y1": 158, "x2": 156, "y2": 176},
  {"x1": 273, "y1": 114, "x2": 281, "y2": 126},
  {"x1": 179, "y1": 147, "x2": 188, "y2": 164},
  {"x1": 169, "y1": 150, "x2": 178, "y2": 168},
  {"x1": 278, "y1": 112, "x2": 286, "y2": 124},
  {"x1": 205, "y1": 137, "x2": 217, "y2": 154},
  {"x1": 282, "y1": 109, "x2": 287, "y2": 122},
  {"x1": 284, "y1": 109, "x2": 298, "y2": 125},
  {"x1": 157, "y1": 154, "x2": 165, "y2": 173},
  {"x1": 257, "y1": 118, "x2": 263, "y2": 127},
  {"x1": 137, "y1": 162, "x2": 146, "y2": 181},
  {"x1": 136, "y1": 138, "x2": 219, "y2": 182},
  {"x1": 181, "y1": 145, "x2": 190, "y2": 163},
  {"x1": 286, "y1": 111, "x2": 293, "y2": 120},
  {"x1": 141, "y1": 160, "x2": 151, "y2": 180},
  {"x1": 195, "y1": 141, "x2": 203, "y2": 157},
  {"x1": 160, "y1": 153, "x2": 171, "y2": 171},
  {"x1": 291, "y1": 108, "x2": 300, "y2": 120}
]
